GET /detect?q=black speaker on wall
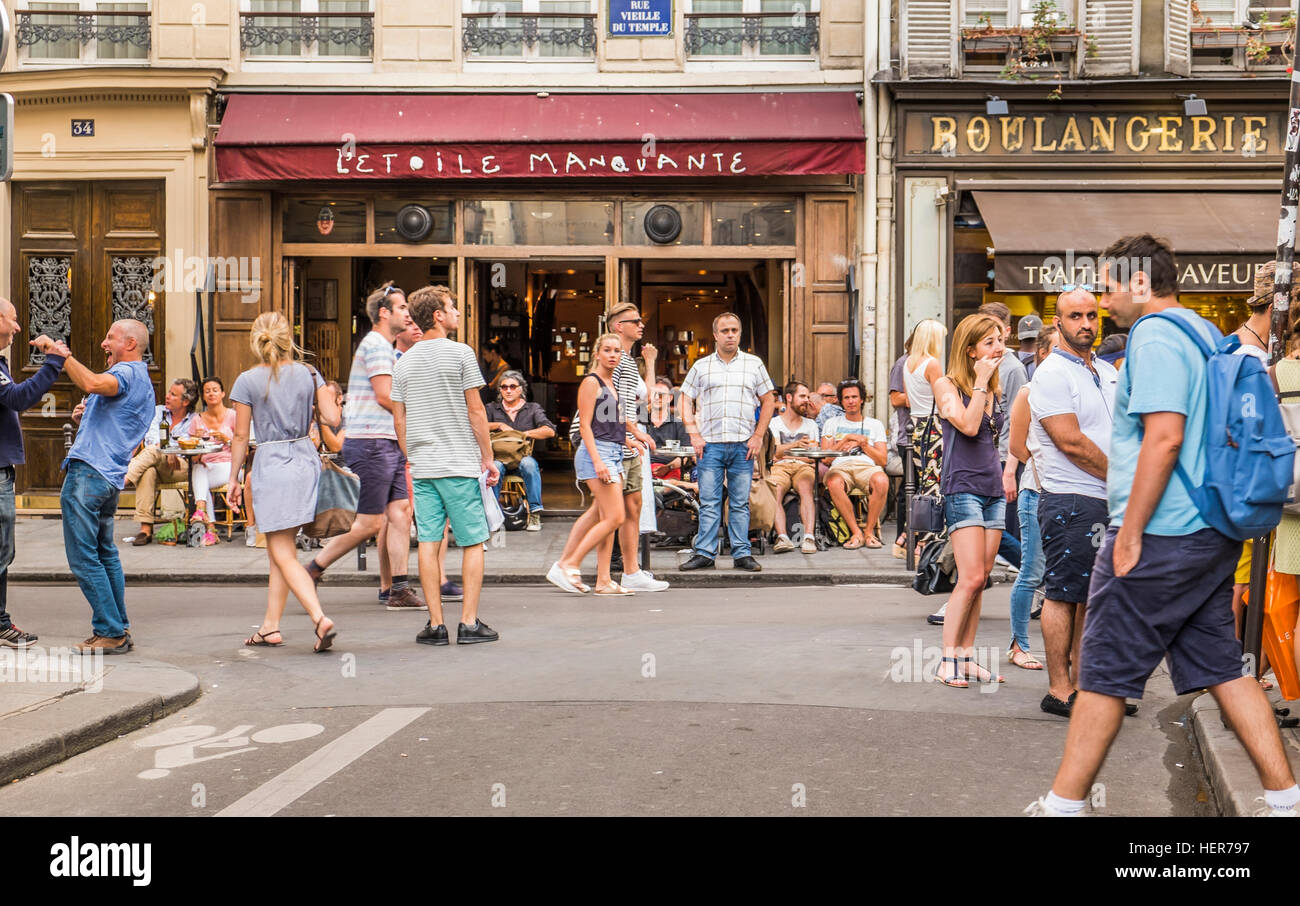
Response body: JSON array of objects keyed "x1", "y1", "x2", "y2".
[
  {"x1": 644, "y1": 204, "x2": 682, "y2": 244},
  {"x1": 395, "y1": 204, "x2": 434, "y2": 241}
]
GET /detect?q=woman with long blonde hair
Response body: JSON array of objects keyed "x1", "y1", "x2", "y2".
[
  {"x1": 227, "y1": 312, "x2": 342, "y2": 651},
  {"x1": 933, "y1": 313, "x2": 1006, "y2": 687},
  {"x1": 904, "y1": 318, "x2": 948, "y2": 551}
]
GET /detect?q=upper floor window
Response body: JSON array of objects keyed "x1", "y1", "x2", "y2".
[
  {"x1": 241, "y1": 0, "x2": 374, "y2": 60},
  {"x1": 684, "y1": 0, "x2": 820, "y2": 59},
  {"x1": 961, "y1": 0, "x2": 1079, "y2": 76},
  {"x1": 462, "y1": 0, "x2": 598, "y2": 61},
  {"x1": 1184, "y1": 1, "x2": 1292, "y2": 71},
  {"x1": 17, "y1": 1, "x2": 150, "y2": 63}
]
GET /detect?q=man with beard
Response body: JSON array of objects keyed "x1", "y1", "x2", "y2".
[
  {"x1": 767, "y1": 381, "x2": 820, "y2": 554},
  {"x1": 1028, "y1": 287, "x2": 1119, "y2": 719}
]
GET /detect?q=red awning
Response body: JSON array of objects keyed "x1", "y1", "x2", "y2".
[{"x1": 214, "y1": 92, "x2": 865, "y2": 181}]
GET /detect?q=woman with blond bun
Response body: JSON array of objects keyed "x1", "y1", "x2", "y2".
[{"x1": 227, "y1": 312, "x2": 342, "y2": 652}]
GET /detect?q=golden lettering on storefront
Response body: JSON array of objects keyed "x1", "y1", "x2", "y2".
[{"x1": 913, "y1": 112, "x2": 1278, "y2": 158}]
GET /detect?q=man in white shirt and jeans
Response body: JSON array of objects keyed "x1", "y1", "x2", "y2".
[
  {"x1": 1028, "y1": 288, "x2": 1121, "y2": 718},
  {"x1": 767, "y1": 380, "x2": 820, "y2": 554},
  {"x1": 679, "y1": 313, "x2": 776, "y2": 572}
]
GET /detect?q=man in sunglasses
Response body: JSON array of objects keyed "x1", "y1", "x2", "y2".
[
  {"x1": 307, "y1": 281, "x2": 423, "y2": 610},
  {"x1": 810, "y1": 382, "x2": 844, "y2": 432}
]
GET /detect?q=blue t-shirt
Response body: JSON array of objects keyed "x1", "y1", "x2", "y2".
[
  {"x1": 1107, "y1": 308, "x2": 1216, "y2": 535},
  {"x1": 65, "y1": 361, "x2": 156, "y2": 489}
]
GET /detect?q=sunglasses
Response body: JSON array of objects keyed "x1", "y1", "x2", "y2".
[
  {"x1": 382, "y1": 285, "x2": 404, "y2": 298},
  {"x1": 615, "y1": 318, "x2": 644, "y2": 326},
  {"x1": 1059, "y1": 284, "x2": 1094, "y2": 293},
  {"x1": 500, "y1": 383, "x2": 520, "y2": 390}
]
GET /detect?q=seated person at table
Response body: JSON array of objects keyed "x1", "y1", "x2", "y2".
[
  {"x1": 316, "y1": 380, "x2": 345, "y2": 453},
  {"x1": 821, "y1": 379, "x2": 889, "y2": 550},
  {"x1": 644, "y1": 377, "x2": 690, "y2": 479},
  {"x1": 486, "y1": 370, "x2": 555, "y2": 532},
  {"x1": 188, "y1": 376, "x2": 236, "y2": 542},
  {"x1": 124, "y1": 378, "x2": 199, "y2": 546},
  {"x1": 767, "y1": 380, "x2": 820, "y2": 555}
]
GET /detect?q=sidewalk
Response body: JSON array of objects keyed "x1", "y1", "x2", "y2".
[
  {"x1": 1190, "y1": 691, "x2": 1300, "y2": 816},
  {"x1": 0, "y1": 650, "x2": 199, "y2": 785},
  {"x1": 11, "y1": 515, "x2": 1006, "y2": 588}
]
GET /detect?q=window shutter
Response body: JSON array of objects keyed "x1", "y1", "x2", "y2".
[
  {"x1": 1081, "y1": 0, "x2": 1139, "y2": 75},
  {"x1": 902, "y1": 0, "x2": 957, "y2": 77},
  {"x1": 1165, "y1": 0, "x2": 1191, "y2": 76}
]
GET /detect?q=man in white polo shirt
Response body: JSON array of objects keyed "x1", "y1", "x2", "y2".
[
  {"x1": 679, "y1": 312, "x2": 776, "y2": 572},
  {"x1": 1028, "y1": 288, "x2": 1119, "y2": 718}
]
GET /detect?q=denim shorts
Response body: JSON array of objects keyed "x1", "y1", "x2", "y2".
[
  {"x1": 575, "y1": 440, "x2": 625, "y2": 482},
  {"x1": 943, "y1": 492, "x2": 1006, "y2": 532}
]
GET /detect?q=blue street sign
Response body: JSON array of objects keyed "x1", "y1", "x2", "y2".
[{"x1": 608, "y1": 0, "x2": 672, "y2": 37}]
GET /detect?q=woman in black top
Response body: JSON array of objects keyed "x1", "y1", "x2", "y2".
[{"x1": 485, "y1": 370, "x2": 556, "y2": 529}]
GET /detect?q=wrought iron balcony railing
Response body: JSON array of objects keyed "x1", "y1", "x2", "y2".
[
  {"x1": 462, "y1": 12, "x2": 597, "y2": 56},
  {"x1": 240, "y1": 11, "x2": 374, "y2": 56},
  {"x1": 684, "y1": 11, "x2": 819, "y2": 56},
  {"x1": 16, "y1": 9, "x2": 151, "y2": 57}
]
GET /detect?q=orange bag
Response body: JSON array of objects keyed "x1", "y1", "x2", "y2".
[{"x1": 1261, "y1": 570, "x2": 1300, "y2": 702}]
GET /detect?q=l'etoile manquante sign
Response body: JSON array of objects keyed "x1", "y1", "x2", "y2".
[{"x1": 903, "y1": 110, "x2": 1283, "y2": 159}]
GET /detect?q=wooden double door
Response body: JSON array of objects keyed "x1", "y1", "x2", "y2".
[{"x1": 10, "y1": 181, "x2": 165, "y2": 495}]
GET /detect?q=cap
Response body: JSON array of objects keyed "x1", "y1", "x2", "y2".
[{"x1": 1016, "y1": 314, "x2": 1043, "y2": 340}]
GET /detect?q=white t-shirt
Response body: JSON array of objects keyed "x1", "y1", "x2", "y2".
[
  {"x1": 1027, "y1": 350, "x2": 1118, "y2": 498},
  {"x1": 768, "y1": 414, "x2": 819, "y2": 464},
  {"x1": 820, "y1": 413, "x2": 887, "y2": 471},
  {"x1": 391, "y1": 337, "x2": 486, "y2": 479}
]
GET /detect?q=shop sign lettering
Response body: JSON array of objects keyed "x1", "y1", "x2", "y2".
[
  {"x1": 332, "y1": 145, "x2": 747, "y2": 177},
  {"x1": 996, "y1": 253, "x2": 1270, "y2": 293}
]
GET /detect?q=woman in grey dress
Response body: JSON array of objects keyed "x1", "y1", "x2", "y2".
[{"x1": 227, "y1": 312, "x2": 342, "y2": 652}]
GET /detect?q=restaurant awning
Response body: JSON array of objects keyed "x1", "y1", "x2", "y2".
[
  {"x1": 974, "y1": 191, "x2": 1279, "y2": 293},
  {"x1": 214, "y1": 92, "x2": 866, "y2": 182}
]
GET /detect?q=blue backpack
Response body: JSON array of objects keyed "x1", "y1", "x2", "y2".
[{"x1": 1129, "y1": 311, "x2": 1294, "y2": 542}]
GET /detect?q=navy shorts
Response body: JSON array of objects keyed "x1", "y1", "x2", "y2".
[
  {"x1": 343, "y1": 437, "x2": 409, "y2": 515},
  {"x1": 1078, "y1": 527, "x2": 1244, "y2": 699},
  {"x1": 1039, "y1": 492, "x2": 1108, "y2": 605}
]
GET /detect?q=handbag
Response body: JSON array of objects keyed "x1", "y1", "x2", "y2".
[
  {"x1": 491, "y1": 429, "x2": 534, "y2": 469},
  {"x1": 306, "y1": 457, "x2": 360, "y2": 539},
  {"x1": 912, "y1": 536, "x2": 955, "y2": 596},
  {"x1": 909, "y1": 493, "x2": 945, "y2": 535}
]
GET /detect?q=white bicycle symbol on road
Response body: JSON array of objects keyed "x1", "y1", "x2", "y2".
[{"x1": 134, "y1": 723, "x2": 325, "y2": 779}]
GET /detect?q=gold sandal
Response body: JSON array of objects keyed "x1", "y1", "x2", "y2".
[{"x1": 593, "y1": 582, "x2": 635, "y2": 596}]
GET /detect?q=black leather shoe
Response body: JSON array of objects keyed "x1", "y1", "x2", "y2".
[
  {"x1": 732, "y1": 556, "x2": 762, "y2": 572},
  {"x1": 457, "y1": 620, "x2": 499, "y2": 645},
  {"x1": 416, "y1": 622, "x2": 449, "y2": 646},
  {"x1": 1040, "y1": 693, "x2": 1072, "y2": 718},
  {"x1": 679, "y1": 554, "x2": 715, "y2": 571},
  {"x1": 1125, "y1": 701, "x2": 1139, "y2": 717}
]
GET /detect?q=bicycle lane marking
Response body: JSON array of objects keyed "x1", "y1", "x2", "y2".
[{"x1": 215, "y1": 708, "x2": 430, "y2": 817}]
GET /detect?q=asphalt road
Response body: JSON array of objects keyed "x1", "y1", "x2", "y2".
[{"x1": 0, "y1": 581, "x2": 1215, "y2": 817}]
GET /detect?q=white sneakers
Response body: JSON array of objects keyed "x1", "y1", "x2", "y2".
[
  {"x1": 800, "y1": 536, "x2": 818, "y2": 554},
  {"x1": 1023, "y1": 797, "x2": 1080, "y2": 817},
  {"x1": 546, "y1": 562, "x2": 586, "y2": 594},
  {"x1": 1254, "y1": 797, "x2": 1299, "y2": 817},
  {"x1": 621, "y1": 570, "x2": 669, "y2": 592},
  {"x1": 773, "y1": 535, "x2": 795, "y2": 553},
  {"x1": 527, "y1": 513, "x2": 542, "y2": 532}
]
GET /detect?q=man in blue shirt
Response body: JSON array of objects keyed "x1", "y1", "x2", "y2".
[
  {"x1": 0, "y1": 299, "x2": 67, "y2": 647},
  {"x1": 61, "y1": 320, "x2": 156, "y2": 654},
  {"x1": 1029, "y1": 234, "x2": 1299, "y2": 817}
]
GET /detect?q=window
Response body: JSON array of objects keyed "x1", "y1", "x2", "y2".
[
  {"x1": 19, "y1": 1, "x2": 150, "y2": 63},
  {"x1": 464, "y1": 200, "x2": 614, "y2": 246},
  {"x1": 241, "y1": 0, "x2": 374, "y2": 60},
  {"x1": 685, "y1": 0, "x2": 819, "y2": 58},
  {"x1": 462, "y1": 0, "x2": 597, "y2": 61},
  {"x1": 1188, "y1": 1, "x2": 1291, "y2": 71},
  {"x1": 961, "y1": 0, "x2": 1078, "y2": 75}
]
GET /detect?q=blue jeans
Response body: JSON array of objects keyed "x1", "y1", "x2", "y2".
[
  {"x1": 694, "y1": 441, "x2": 754, "y2": 560},
  {"x1": 492, "y1": 455, "x2": 544, "y2": 511},
  {"x1": 61, "y1": 460, "x2": 129, "y2": 639},
  {"x1": 0, "y1": 466, "x2": 14, "y2": 630},
  {"x1": 1009, "y1": 489, "x2": 1044, "y2": 652}
]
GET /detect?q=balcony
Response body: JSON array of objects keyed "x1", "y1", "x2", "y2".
[
  {"x1": 683, "y1": 11, "x2": 819, "y2": 58},
  {"x1": 16, "y1": 9, "x2": 151, "y2": 61},
  {"x1": 461, "y1": 12, "x2": 597, "y2": 58},
  {"x1": 240, "y1": 10, "x2": 374, "y2": 58}
]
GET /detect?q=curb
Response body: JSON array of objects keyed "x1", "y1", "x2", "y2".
[
  {"x1": 9, "y1": 569, "x2": 1016, "y2": 589},
  {"x1": 1189, "y1": 693, "x2": 1261, "y2": 817},
  {"x1": 0, "y1": 658, "x2": 201, "y2": 786}
]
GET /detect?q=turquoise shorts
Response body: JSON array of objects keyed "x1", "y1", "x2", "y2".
[{"x1": 412, "y1": 477, "x2": 490, "y2": 547}]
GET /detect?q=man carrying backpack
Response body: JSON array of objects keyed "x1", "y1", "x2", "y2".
[{"x1": 1028, "y1": 234, "x2": 1298, "y2": 817}]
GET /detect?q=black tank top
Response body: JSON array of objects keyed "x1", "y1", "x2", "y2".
[{"x1": 586, "y1": 373, "x2": 625, "y2": 444}]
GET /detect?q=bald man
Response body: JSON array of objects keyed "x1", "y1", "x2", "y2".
[
  {"x1": 0, "y1": 299, "x2": 68, "y2": 647},
  {"x1": 61, "y1": 319, "x2": 157, "y2": 654}
]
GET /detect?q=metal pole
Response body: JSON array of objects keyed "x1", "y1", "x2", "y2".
[{"x1": 1244, "y1": 0, "x2": 1300, "y2": 676}]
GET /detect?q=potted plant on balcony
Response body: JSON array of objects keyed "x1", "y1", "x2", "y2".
[
  {"x1": 1188, "y1": 2, "x2": 1296, "y2": 53},
  {"x1": 960, "y1": 2, "x2": 1081, "y2": 70}
]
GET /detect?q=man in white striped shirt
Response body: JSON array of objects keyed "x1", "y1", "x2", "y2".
[{"x1": 679, "y1": 312, "x2": 776, "y2": 572}]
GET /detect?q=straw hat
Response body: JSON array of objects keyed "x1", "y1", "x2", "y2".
[{"x1": 1247, "y1": 261, "x2": 1300, "y2": 308}]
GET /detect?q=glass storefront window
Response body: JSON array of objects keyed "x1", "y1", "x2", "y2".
[
  {"x1": 712, "y1": 200, "x2": 796, "y2": 245},
  {"x1": 282, "y1": 199, "x2": 366, "y2": 243},
  {"x1": 464, "y1": 200, "x2": 614, "y2": 245},
  {"x1": 623, "y1": 202, "x2": 705, "y2": 246},
  {"x1": 374, "y1": 198, "x2": 455, "y2": 244}
]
